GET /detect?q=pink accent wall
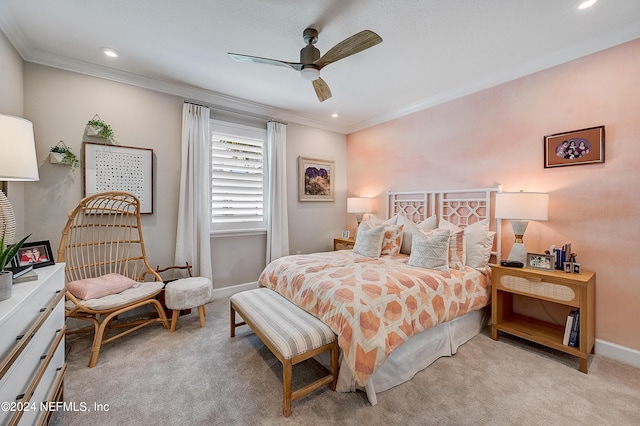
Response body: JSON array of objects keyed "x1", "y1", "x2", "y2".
[{"x1": 347, "y1": 38, "x2": 640, "y2": 351}]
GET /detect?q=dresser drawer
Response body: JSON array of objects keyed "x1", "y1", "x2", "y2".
[
  {"x1": 0, "y1": 301, "x2": 64, "y2": 413},
  {"x1": 0, "y1": 288, "x2": 62, "y2": 362}
]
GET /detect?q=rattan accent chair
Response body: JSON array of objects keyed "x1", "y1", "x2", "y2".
[{"x1": 57, "y1": 191, "x2": 169, "y2": 367}]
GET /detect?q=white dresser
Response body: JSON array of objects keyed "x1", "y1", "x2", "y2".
[{"x1": 0, "y1": 263, "x2": 66, "y2": 426}]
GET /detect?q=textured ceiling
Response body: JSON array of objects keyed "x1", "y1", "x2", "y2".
[{"x1": 1, "y1": 0, "x2": 639, "y2": 133}]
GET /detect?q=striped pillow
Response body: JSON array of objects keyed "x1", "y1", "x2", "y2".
[{"x1": 439, "y1": 219, "x2": 466, "y2": 271}]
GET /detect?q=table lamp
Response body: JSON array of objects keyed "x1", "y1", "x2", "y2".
[
  {"x1": 0, "y1": 114, "x2": 40, "y2": 244},
  {"x1": 495, "y1": 191, "x2": 549, "y2": 264},
  {"x1": 347, "y1": 197, "x2": 373, "y2": 232}
]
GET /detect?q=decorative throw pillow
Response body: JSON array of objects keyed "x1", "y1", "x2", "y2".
[
  {"x1": 464, "y1": 219, "x2": 490, "y2": 269},
  {"x1": 353, "y1": 224, "x2": 386, "y2": 258},
  {"x1": 438, "y1": 219, "x2": 466, "y2": 271},
  {"x1": 380, "y1": 224, "x2": 404, "y2": 256},
  {"x1": 66, "y1": 273, "x2": 137, "y2": 300},
  {"x1": 408, "y1": 228, "x2": 451, "y2": 272},
  {"x1": 398, "y1": 214, "x2": 437, "y2": 255}
]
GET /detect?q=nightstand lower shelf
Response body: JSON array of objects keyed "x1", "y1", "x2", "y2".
[{"x1": 493, "y1": 313, "x2": 583, "y2": 358}]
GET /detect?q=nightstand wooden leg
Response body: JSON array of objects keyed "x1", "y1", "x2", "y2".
[{"x1": 579, "y1": 358, "x2": 588, "y2": 374}]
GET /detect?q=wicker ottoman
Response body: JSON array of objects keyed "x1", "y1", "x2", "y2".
[{"x1": 165, "y1": 277, "x2": 213, "y2": 332}]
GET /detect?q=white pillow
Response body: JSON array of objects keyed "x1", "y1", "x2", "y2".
[
  {"x1": 397, "y1": 214, "x2": 437, "y2": 255},
  {"x1": 408, "y1": 228, "x2": 450, "y2": 272},
  {"x1": 366, "y1": 214, "x2": 398, "y2": 225},
  {"x1": 353, "y1": 224, "x2": 385, "y2": 258},
  {"x1": 464, "y1": 220, "x2": 490, "y2": 269}
]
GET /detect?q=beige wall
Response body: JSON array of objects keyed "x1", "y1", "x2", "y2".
[
  {"x1": 0, "y1": 30, "x2": 27, "y2": 238},
  {"x1": 347, "y1": 39, "x2": 640, "y2": 351},
  {"x1": 11, "y1": 62, "x2": 346, "y2": 290}
]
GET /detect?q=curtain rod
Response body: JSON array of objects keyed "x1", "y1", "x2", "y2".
[{"x1": 183, "y1": 99, "x2": 287, "y2": 125}]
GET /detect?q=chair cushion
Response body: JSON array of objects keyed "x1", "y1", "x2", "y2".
[
  {"x1": 165, "y1": 277, "x2": 213, "y2": 310},
  {"x1": 66, "y1": 281, "x2": 164, "y2": 311},
  {"x1": 66, "y1": 273, "x2": 137, "y2": 300}
]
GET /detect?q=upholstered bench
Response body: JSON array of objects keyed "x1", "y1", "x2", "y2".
[{"x1": 230, "y1": 288, "x2": 339, "y2": 417}]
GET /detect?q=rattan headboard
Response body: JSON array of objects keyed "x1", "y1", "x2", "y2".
[{"x1": 387, "y1": 186, "x2": 502, "y2": 263}]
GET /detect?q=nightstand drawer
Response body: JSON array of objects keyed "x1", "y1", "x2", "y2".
[{"x1": 497, "y1": 274, "x2": 577, "y2": 304}]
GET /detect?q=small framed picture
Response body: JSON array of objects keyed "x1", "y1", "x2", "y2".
[
  {"x1": 526, "y1": 253, "x2": 555, "y2": 270},
  {"x1": 341, "y1": 230, "x2": 350, "y2": 239},
  {"x1": 13, "y1": 240, "x2": 55, "y2": 269},
  {"x1": 564, "y1": 262, "x2": 572, "y2": 273},
  {"x1": 573, "y1": 263, "x2": 581, "y2": 274}
]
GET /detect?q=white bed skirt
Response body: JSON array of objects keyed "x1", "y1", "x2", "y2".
[{"x1": 316, "y1": 306, "x2": 490, "y2": 405}]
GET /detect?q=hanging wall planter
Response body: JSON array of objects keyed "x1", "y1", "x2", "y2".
[
  {"x1": 49, "y1": 141, "x2": 79, "y2": 170},
  {"x1": 85, "y1": 114, "x2": 116, "y2": 144}
]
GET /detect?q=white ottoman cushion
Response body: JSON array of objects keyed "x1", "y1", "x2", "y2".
[{"x1": 165, "y1": 277, "x2": 212, "y2": 310}]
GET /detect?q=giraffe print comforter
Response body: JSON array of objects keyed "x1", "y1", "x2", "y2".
[{"x1": 258, "y1": 250, "x2": 490, "y2": 386}]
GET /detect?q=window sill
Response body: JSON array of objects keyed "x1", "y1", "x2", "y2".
[{"x1": 210, "y1": 229, "x2": 267, "y2": 238}]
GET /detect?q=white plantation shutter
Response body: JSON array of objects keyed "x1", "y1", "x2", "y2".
[{"x1": 211, "y1": 121, "x2": 267, "y2": 231}]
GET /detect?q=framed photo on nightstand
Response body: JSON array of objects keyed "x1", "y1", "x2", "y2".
[
  {"x1": 341, "y1": 230, "x2": 350, "y2": 239},
  {"x1": 526, "y1": 252, "x2": 555, "y2": 270}
]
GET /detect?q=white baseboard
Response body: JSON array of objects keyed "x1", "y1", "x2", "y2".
[
  {"x1": 595, "y1": 338, "x2": 640, "y2": 369},
  {"x1": 212, "y1": 281, "x2": 259, "y2": 300}
]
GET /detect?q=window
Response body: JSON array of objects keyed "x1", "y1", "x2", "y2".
[{"x1": 211, "y1": 120, "x2": 267, "y2": 233}]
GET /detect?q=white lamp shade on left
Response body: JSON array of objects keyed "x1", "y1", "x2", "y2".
[
  {"x1": 347, "y1": 197, "x2": 373, "y2": 214},
  {"x1": 0, "y1": 114, "x2": 40, "y2": 181}
]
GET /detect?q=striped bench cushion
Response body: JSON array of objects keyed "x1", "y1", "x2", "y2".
[{"x1": 230, "y1": 288, "x2": 336, "y2": 359}]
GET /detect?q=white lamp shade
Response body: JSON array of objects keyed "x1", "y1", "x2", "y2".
[
  {"x1": 495, "y1": 192, "x2": 548, "y2": 221},
  {"x1": 347, "y1": 197, "x2": 373, "y2": 214},
  {"x1": 0, "y1": 114, "x2": 40, "y2": 181}
]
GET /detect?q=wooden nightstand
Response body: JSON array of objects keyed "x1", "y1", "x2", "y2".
[
  {"x1": 333, "y1": 238, "x2": 355, "y2": 251},
  {"x1": 491, "y1": 265, "x2": 595, "y2": 373}
]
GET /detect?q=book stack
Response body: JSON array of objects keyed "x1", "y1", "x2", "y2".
[
  {"x1": 553, "y1": 243, "x2": 571, "y2": 270},
  {"x1": 4, "y1": 265, "x2": 38, "y2": 284},
  {"x1": 563, "y1": 308, "x2": 580, "y2": 347}
]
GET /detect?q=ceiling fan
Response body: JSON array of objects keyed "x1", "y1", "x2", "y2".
[{"x1": 228, "y1": 28, "x2": 382, "y2": 102}]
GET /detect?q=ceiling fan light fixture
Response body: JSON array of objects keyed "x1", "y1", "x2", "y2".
[{"x1": 300, "y1": 66, "x2": 320, "y2": 81}]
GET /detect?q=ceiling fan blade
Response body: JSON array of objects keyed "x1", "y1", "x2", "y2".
[
  {"x1": 315, "y1": 30, "x2": 382, "y2": 69},
  {"x1": 228, "y1": 53, "x2": 303, "y2": 71},
  {"x1": 312, "y1": 77, "x2": 332, "y2": 102}
]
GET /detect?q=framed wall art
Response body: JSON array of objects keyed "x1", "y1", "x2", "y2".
[
  {"x1": 83, "y1": 142, "x2": 154, "y2": 213},
  {"x1": 544, "y1": 125, "x2": 605, "y2": 168},
  {"x1": 298, "y1": 156, "x2": 335, "y2": 202}
]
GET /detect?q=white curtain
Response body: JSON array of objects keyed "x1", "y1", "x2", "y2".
[
  {"x1": 265, "y1": 121, "x2": 289, "y2": 263},
  {"x1": 175, "y1": 103, "x2": 212, "y2": 280}
]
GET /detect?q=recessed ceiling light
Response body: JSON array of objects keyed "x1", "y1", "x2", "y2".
[
  {"x1": 578, "y1": 0, "x2": 596, "y2": 10},
  {"x1": 101, "y1": 47, "x2": 119, "y2": 58},
  {"x1": 331, "y1": 113, "x2": 339, "y2": 118}
]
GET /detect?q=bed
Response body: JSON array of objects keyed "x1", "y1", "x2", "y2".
[{"x1": 258, "y1": 187, "x2": 502, "y2": 405}]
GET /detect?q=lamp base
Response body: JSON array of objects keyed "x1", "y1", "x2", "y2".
[
  {"x1": 507, "y1": 242, "x2": 527, "y2": 264},
  {"x1": 0, "y1": 189, "x2": 16, "y2": 244}
]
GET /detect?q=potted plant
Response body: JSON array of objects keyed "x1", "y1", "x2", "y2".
[
  {"x1": 0, "y1": 232, "x2": 30, "y2": 301},
  {"x1": 86, "y1": 115, "x2": 116, "y2": 144},
  {"x1": 49, "y1": 141, "x2": 79, "y2": 170}
]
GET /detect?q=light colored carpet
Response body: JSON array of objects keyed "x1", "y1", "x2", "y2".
[{"x1": 54, "y1": 298, "x2": 640, "y2": 425}]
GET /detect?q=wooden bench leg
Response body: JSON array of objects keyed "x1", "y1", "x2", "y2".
[
  {"x1": 198, "y1": 305, "x2": 206, "y2": 328},
  {"x1": 230, "y1": 303, "x2": 236, "y2": 337},
  {"x1": 330, "y1": 341, "x2": 339, "y2": 391},
  {"x1": 283, "y1": 358, "x2": 293, "y2": 417}
]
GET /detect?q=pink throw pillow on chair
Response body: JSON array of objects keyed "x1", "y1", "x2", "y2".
[{"x1": 66, "y1": 273, "x2": 137, "y2": 300}]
